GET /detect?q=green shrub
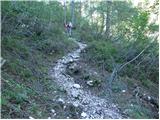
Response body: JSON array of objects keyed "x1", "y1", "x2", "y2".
[
  {"x1": 2, "y1": 36, "x2": 29, "y2": 58},
  {"x1": 88, "y1": 41, "x2": 117, "y2": 59},
  {"x1": 84, "y1": 40, "x2": 117, "y2": 71}
]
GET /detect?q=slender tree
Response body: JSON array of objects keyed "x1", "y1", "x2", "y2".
[
  {"x1": 105, "y1": 0, "x2": 112, "y2": 39},
  {"x1": 71, "y1": 0, "x2": 75, "y2": 25}
]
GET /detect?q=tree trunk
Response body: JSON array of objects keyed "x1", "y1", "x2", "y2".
[
  {"x1": 100, "y1": 13, "x2": 105, "y2": 34},
  {"x1": 105, "y1": 1, "x2": 112, "y2": 39},
  {"x1": 64, "y1": 0, "x2": 66, "y2": 24},
  {"x1": 71, "y1": 0, "x2": 75, "y2": 26},
  {"x1": 79, "y1": 0, "x2": 82, "y2": 17}
]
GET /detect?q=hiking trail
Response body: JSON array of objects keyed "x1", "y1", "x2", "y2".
[{"x1": 50, "y1": 40, "x2": 122, "y2": 119}]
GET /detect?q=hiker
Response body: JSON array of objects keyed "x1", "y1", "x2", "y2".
[
  {"x1": 68, "y1": 22, "x2": 72, "y2": 36},
  {"x1": 64, "y1": 22, "x2": 73, "y2": 37}
]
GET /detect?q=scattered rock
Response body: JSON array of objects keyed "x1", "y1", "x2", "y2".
[
  {"x1": 51, "y1": 109, "x2": 55, "y2": 113},
  {"x1": 53, "y1": 91, "x2": 57, "y2": 93},
  {"x1": 52, "y1": 41, "x2": 123, "y2": 119},
  {"x1": 82, "y1": 98, "x2": 89, "y2": 105},
  {"x1": 68, "y1": 63, "x2": 77, "y2": 70},
  {"x1": 73, "y1": 102, "x2": 79, "y2": 107},
  {"x1": 57, "y1": 98, "x2": 65, "y2": 104},
  {"x1": 93, "y1": 71, "x2": 98, "y2": 75},
  {"x1": 53, "y1": 113, "x2": 56, "y2": 116},
  {"x1": 73, "y1": 84, "x2": 81, "y2": 89},
  {"x1": 71, "y1": 90, "x2": 80, "y2": 98},
  {"x1": 29, "y1": 116, "x2": 34, "y2": 119},
  {"x1": 122, "y1": 90, "x2": 126, "y2": 93},
  {"x1": 63, "y1": 105, "x2": 66, "y2": 109},
  {"x1": 81, "y1": 112, "x2": 87, "y2": 118},
  {"x1": 67, "y1": 63, "x2": 80, "y2": 75},
  {"x1": 147, "y1": 96, "x2": 151, "y2": 100},
  {"x1": 96, "y1": 109, "x2": 102, "y2": 115},
  {"x1": 112, "y1": 104, "x2": 117, "y2": 108},
  {"x1": 87, "y1": 80, "x2": 94, "y2": 86}
]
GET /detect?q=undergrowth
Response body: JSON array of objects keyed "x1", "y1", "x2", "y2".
[{"x1": 1, "y1": 1, "x2": 77, "y2": 118}]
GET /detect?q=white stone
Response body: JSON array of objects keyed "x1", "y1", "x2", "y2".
[
  {"x1": 22, "y1": 24, "x2": 25, "y2": 28},
  {"x1": 58, "y1": 98, "x2": 65, "y2": 104},
  {"x1": 73, "y1": 102, "x2": 79, "y2": 107},
  {"x1": 68, "y1": 63, "x2": 77, "y2": 69},
  {"x1": 73, "y1": 84, "x2": 81, "y2": 89},
  {"x1": 94, "y1": 71, "x2": 98, "y2": 75},
  {"x1": 81, "y1": 112, "x2": 87, "y2": 117},
  {"x1": 82, "y1": 99, "x2": 89, "y2": 105},
  {"x1": 71, "y1": 90, "x2": 79, "y2": 98},
  {"x1": 29, "y1": 116, "x2": 34, "y2": 119},
  {"x1": 51, "y1": 109, "x2": 55, "y2": 113},
  {"x1": 122, "y1": 90, "x2": 126, "y2": 93},
  {"x1": 87, "y1": 80, "x2": 94, "y2": 86},
  {"x1": 53, "y1": 91, "x2": 57, "y2": 93},
  {"x1": 147, "y1": 96, "x2": 151, "y2": 100},
  {"x1": 48, "y1": 117, "x2": 51, "y2": 119},
  {"x1": 63, "y1": 105, "x2": 66, "y2": 109}
]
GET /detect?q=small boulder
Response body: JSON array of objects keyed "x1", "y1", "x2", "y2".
[
  {"x1": 68, "y1": 63, "x2": 77, "y2": 70},
  {"x1": 86, "y1": 80, "x2": 94, "y2": 86},
  {"x1": 63, "y1": 105, "x2": 66, "y2": 109},
  {"x1": 81, "y1": 112, "x2": 87, "y2": 118},
  {"x1": 73, "y1": 84, "x2": 81, "y2": 89},
  {"x1": 29, "y1": 116, "x2": 34, "y2": 119},
  {"x1": 71, "y1": 90, "x2": 80, "y2": 98},
  {"x1": 51, "y1": 109, "x2": 55, "y2": 113},
  {"x1": 147, "y1": 96, "x2": 151, "y2": 100},
  {"x1": 122, "y1": 90, "x2": 126, "y2": 93},
  {"x1": 73, "y1": 102, "x2": 79, "y2": 107},
  {"x1": 67, "y1": 63, "x2": 80, "y2": 74},
  {"x1": 57, "y1": 98, "x2": 65, "y2": 104},
  {"x1": 86, "y1": 78, "x2": 102, "y2": 87}
]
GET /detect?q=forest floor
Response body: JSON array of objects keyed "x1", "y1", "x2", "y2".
[{"x1": 48, "y1": 38, "x2": 158, "y2": 119}]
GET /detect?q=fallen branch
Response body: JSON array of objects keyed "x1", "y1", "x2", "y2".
[
  {"x1": 1, "y1": 57, "x2": 6, "y2": 67},
  {"x1": 118, "y1": 42, "x2": 152, "y2": 71},
  {"x1": 107, "y1": 40, "x2": 155, "y2": 93}
]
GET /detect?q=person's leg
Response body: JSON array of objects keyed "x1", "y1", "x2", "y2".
[
  {"x1": 69, "y1": 28, "x2": 72, "y2": 37},
  {"x1": 67, "y1": 27, "x2": 70, "y2": 36}
]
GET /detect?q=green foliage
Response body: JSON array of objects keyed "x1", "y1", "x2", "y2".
[
  {"x1": 1, "y1": 0, "x2": 158, "y2": 119},
  {"x1": 148, "y1": 23, "x2": 159, "y2": 32},
  {"x1": 2, "y1": 78, "x2": 29, "y2": 105},
  {"x1": 84, "y1": 40, "x2": 117, "y2": 71},
  {"x1": 2, "y1": 36, "x2": 29, "y2": 57},
  {"x1": 1, "y1": 97, "x2": 8, "y2": 106},
  {"x1": 1, "y1": 1, "x2": 77, "y2": 119},
  {"x1": 132, "y1": 11, "x2": 149, "y2": 31},
  {"x1": 89, "y1": 41, "x2": 117, "y2": 58},
  {"x1": 126, "y1": 105, "x2": 152, "y2": 119}
]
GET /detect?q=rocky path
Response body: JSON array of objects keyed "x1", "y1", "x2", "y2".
[{"x1": 50, "y1": 40, "x2": 122, "y2": 119}]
